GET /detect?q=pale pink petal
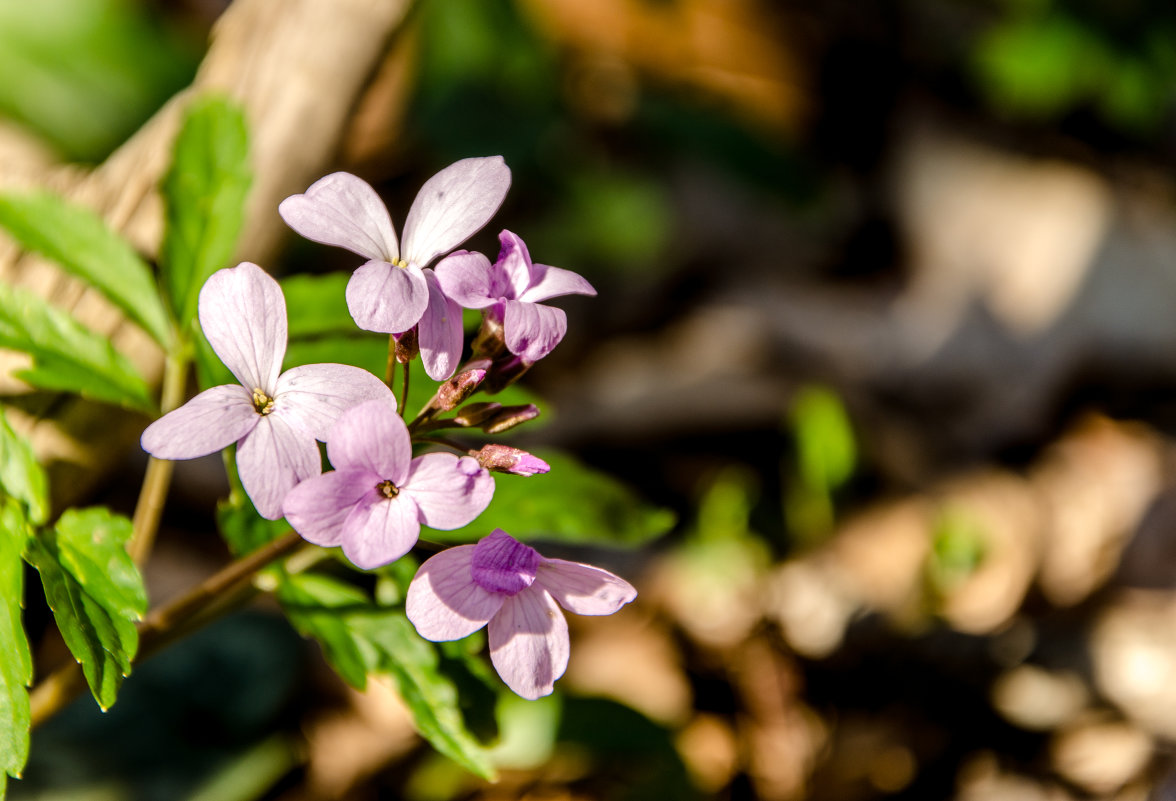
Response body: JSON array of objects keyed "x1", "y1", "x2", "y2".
[
  {"x1": 502, "y1": 299, "x2": 566, "y2": 362},
  {"x1": 236, "y1": 413, "x2": 322, "y2": 520},
  {"x1": 417, "y1": 270, "x2": 465, "y2": 381},
  {"x1": 537, "y1": 559, "x2": 638, "y2": 616},
  {"x1": 519, "y1": 264, "x2": 596, "y2": 303},
  {"x1": 324, "y1": 399, "x2": 410, "y2": 481},
  {"x1": 278, "y1": 172, "x2": 399, "y2": 262},
  {"x1": 407, "y1": 545, "x2": 505, "y2": 641},
  {"x1": 141, "y1": 384, "x2": 258, "y2": 459},
  {"x1": 273, "y1": 363, "x2": 394, "y2": 441},
  {"x1": 433, "y1": 251, "x2": 497, "y2": 309},
  {"x1": 198, "y1": 263, "x2": 286, "y2": 392},
  {"x1": 339, "y1": 493, "x2": 421, "y2": 569},
  {"x1": 493, "y1": 230, "x2": 535, "y2": 299},
  {"x1": 345, "y1": 260, "x2": 430, "y2": 333},
  {"x1": 283, "y1": 469, "x2": 378, "y2": 547},
  {"x1": 488, "y1": 586, "x2": 569, "y2": 700},
  {"x1": 404, "y1": 454, "x2": 494, "y2": 530},
  {"x1": 401, "y1": 157, "x2": 511, "y2": 267},
  {"x1": 471, "y1": 529, "x2": 540, "y2": 595}
]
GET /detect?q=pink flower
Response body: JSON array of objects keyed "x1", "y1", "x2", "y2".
[
  {"x1": 283, "y1": 399, "x2": 495, "y2": 569},
  {"x1": 406, "y1": 529, "x2": 637, "y2": 699},
  {"x1": 278, "y1": 158, "x2": 511, "y2": 380},
  {"x1": 436, "y1": 230, "x2": 595, "y2": 362},
  {"x1": 141, "y1": 263, "x2": 392, "y2": 519}
]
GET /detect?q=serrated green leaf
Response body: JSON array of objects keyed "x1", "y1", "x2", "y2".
[
  {"x1": 0, "y1": 281, "x2": 153, "y2": 412},
  {"x1": 277, "y1": 573, "x2": 371, "y2": 690},
  {"x1": 437, "y1": 449, "x2": 674, "y2": 546},
  {"x1": 0, "y1": 500, "x2": 32, "y2": 785},
  {"x1": 27, "y1": 507, "x2": 144, "y2": 710},
  {"x1": 0, "y1": 191, "x2": 171, "y2": 346},
  {"x1": 0, "y1": 409, "x2": 47, "y2": 525},
  {"x1": 161, "y1": 95, "x2": 251, "y2": 327}
]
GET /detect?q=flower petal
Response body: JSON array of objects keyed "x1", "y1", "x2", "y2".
[
  {"x1": 502, "y1": 299, "x2": 566, "y2": 362},
  {"x1": 141, "y1": 384, "x2": 258, "y2": 459},
  {"x1": 404, "y1": 453, "x2": 494, "y2": 530},
  {"x1": 494, "y1": 230, "x2": 535, "y2": 299},
  {"x1": 488, "y1": 585, "x2": 569, "y2": 700},
  {"x1": 283, "y1": 468, "x2": 378, "y2": 547},
  {"x1": 236, "y1": 412, "x2": 322, "y2": 520},
  {"x1": 402, "y1": 157, "x2": 511, "y2": 267},
  {"x1": 418, "y1": 270, "x2": 465, "y2": 381},
  {"x1": 278, "y1": 172, "x2": 399, "y2": 262},
  {"x1": 324, "y1": 399, "x2": 410, "y2": 481},
  {"x1": 339, "y1": 493, "x2": 421, "y2": 569},
  {"x1": 273, "y1": 363, "x2": 394, "y2": 441},
  {"x1": 345, "y1": 260, "x2": 430, "y2": 333},
  {"x1": 519, "y1": 264, "x2": 596, "y2": 303},
  {"x1": 407, "y1": 545, "x2": 505, "y2": 641},
  {"x1": 537, "y1": 559, "x2": 637, "y2": 616},
  {"x1": 199, "y1": 262, "x2": 286, "y2": 393},
  {"x1": 433, "y1": 251, "x2": 497, "y2": 309},
  {"x1": 471, "y1": 529, "x2": 540, "y2": 595}
]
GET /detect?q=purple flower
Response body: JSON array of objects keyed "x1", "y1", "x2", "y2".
[
  {"x1": 436, "y1": 230, "x2": 596, "y2": 362},
  {"x1": 278, "y1": 158, "x2": 511, "y2": 380},
  {"x1": 283, "y1": 399, "x2": 495, "y2": 569},
  {"x1": 406, "y1": 529, "x2": 637, "y2": 699},
  {"x1": 141, "y1": 263, "x2": 392, "y2": 519}
]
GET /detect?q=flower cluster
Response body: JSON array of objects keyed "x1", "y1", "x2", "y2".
[{"x1": 141, "y1": 157, "x2": 634, "y2": 699}]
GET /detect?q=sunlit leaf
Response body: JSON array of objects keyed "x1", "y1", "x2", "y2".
[
  {"x1": 0, "y1": 191, "x2": 170, "y2": 345},
  {"x1": 0, "y1": 500, "x2": 32, "y2": 788},
  {"x1": 0, "y1": 282, "x2": 153, "y2": 412},
  {"x1": 161, "y1": 95, "x2": 251, "y2": 328},
  {"x1": 26, "y1": 507, "x2": 145, "y2": 710},
  {"x1": 0, "y1": 409, "x2": 47, "y2": 525},
  {"x1": 277, "y1": 573, "x2": 370, "y2": 690}
]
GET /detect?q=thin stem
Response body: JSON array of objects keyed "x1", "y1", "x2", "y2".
[
  {"x1": 398, "y1": 357, "x2": 411, "y2": 418},
  {"x1": 129, "y1": 351, "x2": 189, "y2": 565},
  {"x1": 384, "y1": 334, "x2": 397, "y2": 388},
  {"x1": 413, "y1": 436, "x2": 470, "y2": 454},
  {"x1": 29, "y1": 530, "x2": 306, "y2": 728}
]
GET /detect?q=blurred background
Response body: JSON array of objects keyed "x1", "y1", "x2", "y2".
[{"x1": 7, "y1": 0, "x2": 1176, "y2": 798}]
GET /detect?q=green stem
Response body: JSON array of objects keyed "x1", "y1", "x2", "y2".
[
  {"x1": 384, "y1": 334, "x2": 396, "y2": 388},
  {"x1": 398, "y1": 357, "x2": 411, "y2": 418}
]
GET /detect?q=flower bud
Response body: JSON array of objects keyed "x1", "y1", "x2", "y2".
[
  {"x1": 482, "y1": 404, "x2": 540, "y2": 434},
  {"x1": 453, "y1": 401, "x2": 503, "y2": 427},
  {"x1": 394, "y1": 328, "x2": 419, "y2": 364},
  {"x1": 435, "y1": 368, "x2": 487, "y2": 411},
  {"x1": 482, "y1": 354, "x2": 533, "y2": 394},
  {"x1": 472, "y1": 444, "x2": 550, "y2": 476}
]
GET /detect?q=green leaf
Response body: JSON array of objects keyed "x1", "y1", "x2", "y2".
[
  {"x1": 160, "y1": 95, "x2": 251, "y2": 328},
  {"x1": 277, "y1": 573, "x2": 495, "y2": 779},
  {"x1": 0, "y1": 191, "x2": 170, "y2": 346},
  {"x1": 0, "y1": 500, "x2": 32, "y2": 786},
  {"x1": 216, "y1": 491, "x2": 291, "y2": 558},
  {"x1": 790, "y1": 384, "x2": 856, "y2": 494},
  {"x1": 0, "y1": 281, "x2": 153, "y2": 412},
  {"x1": 438, "y1": 449, "x2": 675, "y2": 546},
  {"x1": 26, "y1": 507, "x2": 146, "y2": 710},
  {"x1": 0, "y1": 409, "x2": 48, "y2": 525},
  {"x1": 280, "y1": 273, "x2": 356, "y2": 340}
]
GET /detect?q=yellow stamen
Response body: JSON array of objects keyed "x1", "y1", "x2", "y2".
[
  {"x1": 251, "y1": 388, "x2": 275, "y2": 415},
  {"x1": 376, "y1": 479, "x2": 399, "y2": 499}
]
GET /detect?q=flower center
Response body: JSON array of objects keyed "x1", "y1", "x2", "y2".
[
  {"x1": 471, "y1": 530, "x2": 540, "y2": 596},
  {"x1": 251, "y1": 388, "x2": 275, "y2": 415},
  {"x1": 376, "y1": 479, "x2": 399, "y2": 499},
  {"x1": 393, "y1": 258, "x2": 408, "y2": 269}
]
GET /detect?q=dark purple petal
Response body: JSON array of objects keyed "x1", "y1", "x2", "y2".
[
  {"x1": 406, "y1": 545, "x2": 505, "y2": 641},
  {"x1": 502, "y1": 299, "x2": 567, "y2": 362},
  {"x1": 273, "y1": 363, "x2": 394, "y2": 441},
  {"x1": 537, "y1": 559, "x2": 638, "y2": 616},
  {"x1": 140, "y1": 384, "x2": 258, "y2": 459},
  {"x1": 417, "y1": 270, "x2": 465, "y2": 381},
  {"x1": 519, "y1": 264, "x2": 597, "y2": 303},
  {"x1": 339, "y1": 493, "x2": 421, "y2": 569},
  {"x1": 471, "y1": 529, "x2": 540, "y2": 595},
  {"x1": 494, "y1": 230, "x2": 534, "y2": 300},
  {"x1": 278, "y1": 172, "x2": 400, "y2": 262},
  {"x1": 404, "y1": 453, "x2": 494, "y2": 530},
  {"x1": 283, "y1": 469, "x2": 378, "y2": 547},
  {"x1": 488, "y1": 586, "x2": 569, "y2": 700},
  {"x1": 198, "y1": 263, "x2": 286, "y2": 393},
  {"x1": 324, "y1": 399, "x2": 410, "y2": 482},
  {"x1": 345, "y1": 260, "x2": 430, "y2": 333},
  {"x1": 236, "y1": 412, "x2": 323, "y2": 520},
  {"x1": 433, "y1": 251, "x2": 497, "y2": 309},
  {"x1": 401, "y1": 157, "x2": 511, "y2": 267}
]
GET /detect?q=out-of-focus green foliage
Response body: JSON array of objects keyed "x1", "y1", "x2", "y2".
[
  {"x1": 926, "y1": 506, "x2": 988, "y2": 599},
  {"x1": 785, "y1": 385, "x2": 856, "y2": 545},
  {"x1": 0, "y1": 411, "x2": 48, "y2": 526},
  {"x1": 0, "y1": 0, "x2": 199, "y2": 162},
  {"x1": 0, "y1": 501, "x2": 32, "y2": 796}
]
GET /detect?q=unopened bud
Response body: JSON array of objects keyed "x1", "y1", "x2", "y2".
[
  {"x1": 482, "y1": 404, "x2": 540, "y2": 434},
  {"x1": 436, "y1": 368, "x2": 487, "y2": 411},
  {"x1": 453, "y1": 402, "x2": 502, "y2": 427},
  {"x1": 471, "y1": 315, "x2": 507, "y2": 361},
  {"x1": 472, "y1": 444, "x2": 550, "y2": 476},
  {"x1": 394, "y1": 328, "x2": 419, "y2": 364},
  {"x1": 483, "y1": 354, "x2": 533, "y2": 394}
]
